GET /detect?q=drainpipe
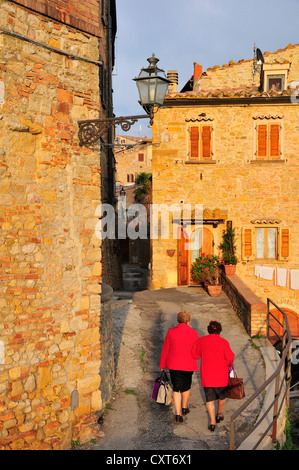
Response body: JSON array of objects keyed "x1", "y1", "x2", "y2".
[{"x1": 107, "y1": 0, "x2": 115, "y2": 206}]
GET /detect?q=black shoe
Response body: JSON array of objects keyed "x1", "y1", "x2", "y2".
[
  {"x1": 182, "y1": 407, "x2": 190, "y2": 415},
  {"x1": 175, "y1": 415, "x2": 183, "y2": 423},
  {"x1": 208, "y1": 424, "x2": 216, "y2": 432},
  {"x1": 216, "y1": 414, "x2": 224, "y2": 423}
]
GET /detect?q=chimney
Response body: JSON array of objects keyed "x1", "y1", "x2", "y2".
[
  {"x1": 167, "y1": 70, "x2": 178, "y2": 93},
  {"x1": 193, "y1": 62, "x2": 202, "y2": 91},
  {"x1": 194, "y1": 62, "x2": 202, "y2": 79}
]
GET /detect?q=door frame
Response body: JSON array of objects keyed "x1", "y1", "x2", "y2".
[{"x1": 177, "y1": 226, "x2": 215, "y2": 286}]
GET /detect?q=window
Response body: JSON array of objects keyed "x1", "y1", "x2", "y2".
[
  {"x1": 262, "y1": 63, "x2": 290, "y2": 93},
  {"x1": 127, "y1": 174, "x2": 134, "y2": 182},
  {"x1": 138, "y1": 153, "x2": 144, "y2": 162},
  {"x1": 256, "y1": 227, "x2": 277, "y2": 259},
  {"x1": 189, "y1": 125, "x2": 212, "y2": 160},
  {"x1": 242, "y1": 227, "x2": 289, "y2": 261},
  {"x1": 256, "y1": 122, "x2": 281, "y2": 160},
  {"x1": 267, "y1": 75, "x2": 284, "y2": 92}
]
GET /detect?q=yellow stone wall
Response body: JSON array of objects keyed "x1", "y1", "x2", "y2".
[
  {"x1": 115, "y1": 135, "x2": 152, "y2": 186},
  {"x1": 197, "y1": 43, "x2": 299, "y2": 90},
  {"x1": 0, "y1": 0, "x2": 111, "y2": 450},
  {"x1": 151, "y1": 45, "x2": 299, "y2": 315}
]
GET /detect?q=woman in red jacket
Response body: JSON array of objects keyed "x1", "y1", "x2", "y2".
[
  {"x1": 192, "y1": 321, "x2": 235, "y2": 431},
  {"x1": 159, "y1": 310, "x2": 199, "y2": 423}
]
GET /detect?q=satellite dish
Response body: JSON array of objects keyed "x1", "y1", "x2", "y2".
[{"x1": 256, "y1": 48, "x2": 264, "y2": 63}]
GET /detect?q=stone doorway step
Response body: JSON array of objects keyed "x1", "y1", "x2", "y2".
[{"x1": 121, "y1": 263, "x2": 149, "y2": 292}]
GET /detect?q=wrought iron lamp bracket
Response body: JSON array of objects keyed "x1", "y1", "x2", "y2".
[{"x1": 78, "y1": 113, "x2": 153, "y2": 147}]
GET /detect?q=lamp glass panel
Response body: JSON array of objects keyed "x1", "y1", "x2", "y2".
[{"x1": 155, "y1": 78, "x2": 169, "y2": 105}]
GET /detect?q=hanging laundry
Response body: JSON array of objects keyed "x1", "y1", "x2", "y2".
[
  {"x1": 260, "y1": 266, "x2": 274, "y2": 280},
  {"x1": 254, "y1": 265, "x2": 261, "y2": 278},
  {"x1": 275, "y1": 268, "x2": 289, "y2": 287},
  {"x1": 290, "y1": 269, "x2": 299, "y2": 290}
]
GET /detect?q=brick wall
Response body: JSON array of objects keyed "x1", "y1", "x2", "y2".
[
  {"x1": 10, "y1": 0, "x2": 103, "y2": 37},
  {"x1": 221, "y1": 272, "x2": 267, "y2": 336}
]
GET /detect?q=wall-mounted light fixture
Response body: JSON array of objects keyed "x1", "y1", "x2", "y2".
[{"x1": 78, "y1": 54, "x2": 170, "y2": 147}]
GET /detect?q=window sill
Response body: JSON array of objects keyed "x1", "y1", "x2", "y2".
[
  {"x1": 185, "y1": 160, "x2": 216, "y2": 164},
  {"x1": 250, "y1": 159, "x2": 286, "y2": 164}
]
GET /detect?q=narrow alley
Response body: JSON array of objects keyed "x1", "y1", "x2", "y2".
[{"x1": 80, "y1": 266, "x2": 266, "y2": 452}]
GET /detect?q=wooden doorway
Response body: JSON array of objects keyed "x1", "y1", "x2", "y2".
[
  {"x1": 178, "y1": 228, "x2": 189, "y2": 285},
  {"x1": 178, "y1": 227, "x2": 214, "y2": 286}
]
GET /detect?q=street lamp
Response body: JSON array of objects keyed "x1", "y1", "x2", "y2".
[
  {"x1": 78, "y1": 54, "x2": 170, "y2": 147},
  {"x1": 133, "y1": 53, "x2": 171, "y2": 118},
  {"x1": 119, "y1": 187, "x2": 126, "y2": 197}
]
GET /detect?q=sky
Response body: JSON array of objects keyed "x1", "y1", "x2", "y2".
[{"x1": 113, "y1": 0, "x2": 299, "y2": 137}]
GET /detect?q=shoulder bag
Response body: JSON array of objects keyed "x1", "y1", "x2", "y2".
[
  {"x1": 226, "y1": 366, "x2": 245, "y2": 400},
  {"x1": 155, "y1": 370, "x2": 173, "y2": 406}
]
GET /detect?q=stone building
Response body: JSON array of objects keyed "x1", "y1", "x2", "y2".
[
  {"x1": 115, "y1": 134, "x2": 152, "y2": 186},
  {"x1": 151, "y1": 43, "x2": 299, "y2": 336},
  {"x1": 0, "y1": 0, "x2": 117, "y2": 449}
]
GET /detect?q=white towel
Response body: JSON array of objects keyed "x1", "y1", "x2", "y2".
[
  {"x1": 290, "y1": 269, "x2": 299, "y2": 290},
  {"x1": 275, "y1": 268, "x2": 288, "y2": 287},
  {"x1": 254, "y1": 265, "x2": 261, "y2": 278},
  {"x1": 260, "y1": 266, "x2": 274, "y2": 281}
]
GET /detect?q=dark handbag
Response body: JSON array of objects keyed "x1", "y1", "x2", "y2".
[
  {"x1": 226, "y1": 367, "x2": 245, "y2": 400},
  {"x1": 152, "y1": 373, "x2": 161, "y2": 400},
  {"x1": 155, "y1": 370, "x2": 173, "y2": 406}
]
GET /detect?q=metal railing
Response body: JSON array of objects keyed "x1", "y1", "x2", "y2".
[{"x1": 229, "y1": 298, "x2": 293, "y2": 450}]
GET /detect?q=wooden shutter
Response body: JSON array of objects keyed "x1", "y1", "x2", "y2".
[
  {"x1": 201, "y1": 125, "x2": 212, "y2": 159},
  {"x1": 270, "y1": 124, "x2": 280, "y2": 158},
  {"x1": 190, "y1": 127, "x2": 199, "y2": 159},
  {"x1": 257, "y1": 124, "x2": 267, "y2": 159},
  {"x1": 279, "y1": 228, "x2": 290, "y2": 259},
  {"x1": 242, "y1": 228, "x2": 253, "y2": 259}
]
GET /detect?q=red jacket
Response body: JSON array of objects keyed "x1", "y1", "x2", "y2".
[
  {"x1": 159, "y1": 323, "x2": 200, "y2": 371},
  {"x1": 192, "y1": 334, "x2": 235, "y2": 387}
]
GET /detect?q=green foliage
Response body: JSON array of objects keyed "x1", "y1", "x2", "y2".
[
  {"x1": 140, "y1": 346, "x2": 146, "y2": 373},
  {"x1": 190, "y1": 253, "x2": 221, "y2": 285},
  {"x1": 124, "y1": 389, "x2": 141, "y2": 408},
  {"x1": 281, "y1": 410, "x2": 299, "y2": 450},
  {"x1": 133, "y1": 172, "x2": 152, "y2": 202},
  {"x1": 219, "y1": 227, "x2": 238, "y2": 265},
  {"x1": 71, "y1": 438, "x2": 81, "y2": 449}
]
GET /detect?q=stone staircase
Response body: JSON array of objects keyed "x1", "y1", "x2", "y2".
[{"x1": 121, "y1": 263, "x2": 149, "y2": 292}]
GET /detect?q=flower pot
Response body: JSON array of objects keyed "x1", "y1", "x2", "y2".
[
  {"x1": 206, "y1": 284, "x2": 222, "y2": 297},
  {"x1": 224, "y1": 264, "x2": 236, "y2": 275}
]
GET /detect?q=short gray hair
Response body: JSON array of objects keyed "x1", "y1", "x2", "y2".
[{"x1": 177, "y1": 310, "x2": 191, "y2": 324}]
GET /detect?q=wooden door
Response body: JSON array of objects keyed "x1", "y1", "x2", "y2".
[
  {"x1": 202, "y1": 227, "x2": 214, "y2": 255},
  {"x1": 178, "y1": 228, "x2": 189, "y2": 285},
  {"x1": 178, "y1": 227, "x2": 215, "y2": 286}
]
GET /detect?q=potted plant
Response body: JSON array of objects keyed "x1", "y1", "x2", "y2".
[
  {"x1": 219, "y1": 227, "x2": 238, "y2": 275},
  {"x1": 190, "y1": 253, "x2": 222, "y2": 297}
]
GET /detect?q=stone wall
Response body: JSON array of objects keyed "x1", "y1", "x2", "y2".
[
  {"x1": 220, "y1": 272, "x2": 267, "y2": 337},
  {"x1": 0, "y1": 0, "x2": 110, "y2": 450},
  {"x1": 196, "y1": 43, "x2": 299, "y2": 90},
  {"x1": 115, "y1": 135, "x2": 152, "y2": 186}
]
